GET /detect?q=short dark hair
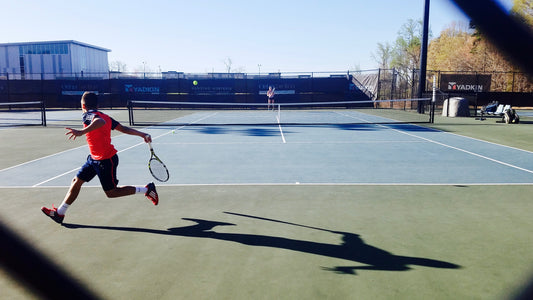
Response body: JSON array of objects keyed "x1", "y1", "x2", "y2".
[{"x1": 81, "y1": 92, "x2": 98, "y2": 109}]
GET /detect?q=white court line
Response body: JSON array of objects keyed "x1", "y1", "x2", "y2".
[
  {"x1": 9, "y1": 109, "x2": 533, "y2": 188},
  {"x1": 336, "y1": 110, "x2": 533, "y2": 175},
  {"x1": 156, "y1": 140, "x2": 424, "y2": 145},
  {"x1": 31, "y1": 112, "x2": 218, "y2": 187},
  {"x1": 32, "y1": 167, "x2": 81, "y2": 187},
  {"x1": 0, "y1": 114, "x2": 180, "y2": 175},
  {"x1": 438, "y1": 130, "x2": 533, "y2": 155},
  {"x1": 3, "y1": 182, "x2": 533, "y2": 189},
  {"x1": 390, "y1": 128, "x2": 533, "y2": 174},
  {"x1": 155, "y1": 182, "x2": 533, "y2": 186},
  {"x1": 0, "y1": 145, "x2": 88, "y2": 173},
  {"x1": 31, "y1": 140, "x2": 153, "y2": 187},
  {"x1": 278, "y1": 123, "x2": 286, "y2": 143},
  {"x1": 276, "y1": 108, "x2": 287, "y2": 143}
]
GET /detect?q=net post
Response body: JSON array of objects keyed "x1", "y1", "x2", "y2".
[
  {"x1": 430, "y1": 75, "x2": 436, "y2": 123},
  {"x1": 127, "y1": 101, "x2": 133, "y2": 126},
  {"x1": 41, "y1": 100, "x2": 46, "y2": 126}
]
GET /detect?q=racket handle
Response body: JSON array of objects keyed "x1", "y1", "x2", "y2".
[{"x1": 147, "y1": 142, "x2": 153, "y2": 150}]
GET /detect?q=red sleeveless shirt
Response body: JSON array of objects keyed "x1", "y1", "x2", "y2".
[{"x1": 83, "y1": 110, "x2": 119, "y2": 160}]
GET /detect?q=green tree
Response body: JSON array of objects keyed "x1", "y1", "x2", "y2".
[
  {"x1": 371, "y1": 42, "x2": 392, "y2": 69},
  {"x1": 427, "y1": 23, "x2": 476, "y2": 71},
  {"x1": 391, "y1": 19, "x2": 425, "y2": 71},
  {"x1": 374, "y1": 3, "x2": 533, "y2": 92},
  {"x1": 373, "y1": 19, "x2": 427, "y2": 72},
  {"x1": 427, "y1": 21, "x2": 531, "y2": 91}
]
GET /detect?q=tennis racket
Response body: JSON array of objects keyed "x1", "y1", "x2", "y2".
[{"x1": 147, "y1": 142, "x2": 169, "y2": 182}]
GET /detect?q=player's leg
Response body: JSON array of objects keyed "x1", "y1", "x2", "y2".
[
  {"x1": 62, "y1": 156, "x2": 95, "y2": 208},
  {"x1": 99, "y1": 155, "x2": 159, "y2": 205},
  {"x1": 104, "y1": 184, "x2": 157, "y2": 205},
  {"x1": 41, "y1": 176, "x2": 85, "y2": 224},
  {"x1": 41, "y1": 177, "x2": 86, "y2": 224},
  {"x1": 63, "y1": 176, "x2": 85, "y2": 205},
  {"x1": 104, "y1": 186, "x2": 135, "y2": 198},
  {"x1": 41, "y1": 156, "x2": 94, "y2": 224},
  {"x1": 55, "y1": 176, "x2": 86, "y2": 217}
]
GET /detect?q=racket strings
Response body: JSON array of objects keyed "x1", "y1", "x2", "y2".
[{"x1": 149, "y1": 158, "x2": 169, "y2": 182}]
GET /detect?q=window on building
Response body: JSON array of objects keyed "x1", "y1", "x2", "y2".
[
  {"x1": 19, "y1": 56, "x2": 25, "y2": 77},
  {"x1": 19, "y1": 43, "x2": 69, "y2": 55}
]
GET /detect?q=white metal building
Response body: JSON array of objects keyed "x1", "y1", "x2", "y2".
[{"x1": 0, "y1": 40, "x2": 110, "y2": 79}]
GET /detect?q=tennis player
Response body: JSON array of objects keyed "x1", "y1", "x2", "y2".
[
  {"x1": 267, "y1": 86, "x2": 275, "y2": 110},
  {"x1": 41, "y1": 92, "x2": 159, "y2": 224}
]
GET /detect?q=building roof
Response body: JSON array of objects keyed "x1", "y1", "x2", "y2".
[{"x1": 0, "y1": 40, "x2": 111, "y2": 52}]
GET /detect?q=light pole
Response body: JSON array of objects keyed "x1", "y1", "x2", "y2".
[
  {"x1": 417, "y1": 0, "x2": 430, "y2": 113},
  {"x1": 258, "y1": 64, "x2": 262, "y2": 76}
]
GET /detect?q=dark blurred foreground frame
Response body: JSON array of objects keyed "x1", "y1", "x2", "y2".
[
  {"x1": 451, "y1": 4, "x2": 533, "y2": 300},
  {"x1": 450, "y1": 0, "x2": 533, "y2": 75},
  {"x1": 0, "y1": 221, "x2": 101, "y2": 300}
]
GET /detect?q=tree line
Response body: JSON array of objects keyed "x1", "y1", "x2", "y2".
[{"x1": 372, "y1": 0, "x2": 533, "y2": 92}]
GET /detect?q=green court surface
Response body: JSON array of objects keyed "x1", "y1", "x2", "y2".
[{"x1": 1, "y1": 109, "x2": 533, "y2": 299}]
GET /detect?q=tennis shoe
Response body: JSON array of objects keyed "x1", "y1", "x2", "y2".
[
  {"x1": 145, "y1": 182, "x2": 159, "y2": 205},
  {"x1": 41, "y1": 205, "x2": 64, "y2": 224}
]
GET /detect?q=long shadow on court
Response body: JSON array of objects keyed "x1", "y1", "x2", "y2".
[
  {"x1": 63, "y1": 214, "x2": 460, "y2": 275},
  {"x1": 193, "y1": 126, "x2": 285, "y2": 137},
  {"x1": 329, "y1": 124, "x2": 440, "y2": 132}
]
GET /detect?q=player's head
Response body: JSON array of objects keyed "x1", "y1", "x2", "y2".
[{"x1": 81, "y1": 92, "x2": 98, "y2": 111}]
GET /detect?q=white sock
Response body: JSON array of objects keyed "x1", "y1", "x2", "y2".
[
  {"x1": 57, "y1": 203, "x2": 69, "y2": 215},
  {"x1": 136, "y1": 187, "x2": 148, "y2": 194}
]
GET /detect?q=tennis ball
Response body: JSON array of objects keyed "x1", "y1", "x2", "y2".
[
  {"x1": 193, "y1": 80, "x2": 198, "y2": 86},
  {"x1": 172, "y1": 130, "x2": 175, "y2": 134}
]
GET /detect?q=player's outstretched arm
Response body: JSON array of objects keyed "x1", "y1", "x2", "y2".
[
  {"x1": 115, "y1": 123, "x2": 152, "y2": 143},
  {"x1": 65, "y1": 117, "x2": 106, "y2": 140}
]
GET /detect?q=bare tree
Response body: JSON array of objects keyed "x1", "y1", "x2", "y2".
[
  {"x1": 372, "y1": 42, "x2": 393, "y2": 69},
  {"x1": 391, "y1": 19, "x2": 425, "y2": 72},
  {"x1": 109, "y1": 60, "x2": 127, "y2": 72},
  {"x1": 223, "y1": 57, "x2": 232, "y2": 73}
]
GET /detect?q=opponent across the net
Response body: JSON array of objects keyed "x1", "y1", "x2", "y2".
[{"x1": 127, "y1": 98, "x2": 433, "y2": 126}]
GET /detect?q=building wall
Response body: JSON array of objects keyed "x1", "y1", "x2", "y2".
[
  {"x1": 0, "y1": 41, "x2": 109, "y2": 79},
  {"x1": 70, "y1": 43, "x2": 109, "y2": 77},
  {"x1": 0, "y1": 46, "x2": 20, "y2": 76}
]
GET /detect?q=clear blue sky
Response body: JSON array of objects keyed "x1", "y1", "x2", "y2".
[{"x1": 3, "y1": 0, "x2": 513, "y2": 74}]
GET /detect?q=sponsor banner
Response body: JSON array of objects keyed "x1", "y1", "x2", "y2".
[
  {"x1": 60, "y1": 82, "x2": 102, "y2": 96},
  {"x1": 62, "y1": 91, "x2": 87, "y2": 95},
  {"x1": 191, "y1": 86, "x2": 233, "y2": 96},
  {"x1": 124, "y1": 84, "x2": 160, "y2": 94},
  {"x1": 258, "y1": 82, "x2": 297, "y2": 95},
  {"x1": 440, "y1": 74, "x2": 491, "y2": 92},
  {"x1": 258, "y1": 90, "x2": 296, "y2": 95}
]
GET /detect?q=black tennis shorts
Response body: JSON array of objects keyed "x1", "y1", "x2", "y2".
[{"x1": 77, "y1": 154, "x2": 119, "y2": 191}]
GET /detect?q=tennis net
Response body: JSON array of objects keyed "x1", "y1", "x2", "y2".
[
  {"x1": 0, "y1": 101, "x2": 46, "y2": 126},
  {"x1": 128, "y1": 98, "x2": 433, "y2": 126}
]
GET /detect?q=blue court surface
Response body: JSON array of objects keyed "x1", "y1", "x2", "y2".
[
  {"x1": 2, "y1": 109, "x2": 533, "y2": 300},
  {"x1": 1, "y1": 119, "x2": 533, "y2": 188}
]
